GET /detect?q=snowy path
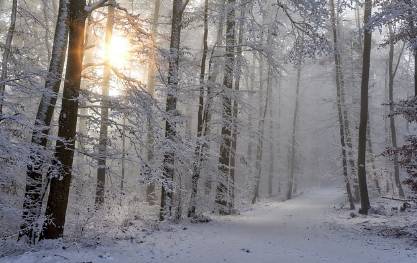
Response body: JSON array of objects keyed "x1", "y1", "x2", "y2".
[{"x1": 2, "y1": 189, "x2": 416, "y2": 263}]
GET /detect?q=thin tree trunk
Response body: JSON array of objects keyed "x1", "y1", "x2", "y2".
[
  {"x1": 252, "y1": 56, "x2": 269, "y2": 204},
  {"x1": 19, "y1": 0, "x2": 69, "y2": 243},
  {"x1": 145, "y1": 0, "x2": 161, "y2": 205},
  {"x1": 95, "y1": 3, "x2": 115, "y2": 208},
  {"x1": 204, "y1": 0, "x2": 225, "y2": 195},
  {"x1": 388, "y1": 25, "x2": 405, "y2": 198},
  {"x1": 246, "y1": 54, "x2": 256, "y2": 182},
  {"x1": 268, "y1": 87, "x2": 274, "y2": 197},
  {"x1": 216, "y1": 0, "x2": 236, "y2": 214},
  {"x1": 228, "y1": 2, "x2": 245, "y2": 210},
  {"x1": 252, "y1": 54, "x2": 264, "y2": 204},
  {"x1": 329, "y1": 0, "x2": 355, "y2": 209},
  {"x1": 0, "y1": 0, "x2": 17, "y2": 115},
  {"x1": 357, "y1": 0, "x2": 372, "y2": 215},
  {"x1": 188, "y1": 0, "x2": 209, "y2": 218},
  {"x1": 40, "y1": 0, "x2": 87, "y2": 239},
  {"x1": 120, "y1": 114, "x2": 126, "y2": 204},
  {"x1": 287, "y1": 61, "x2": 302, "y2": 200}
]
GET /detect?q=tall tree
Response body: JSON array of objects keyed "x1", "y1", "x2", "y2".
[
  {"x1": 19, "y1": 0, "x2": 69, "y2": 243},
  {"x1": 215, "y1": 0, "x2": 236, "y2": 214},
  {"x1": 145, "y1": 0, "x2": 161, "y2": 205},
  {"x1": 41, "y1": 0, "x2": 89, "y2": 239},
  {"x1": 252, "y1": 56, "x2": 269, "y2": 204},
  {"x1": 329, "y1": 0, "x2": 355, "y2": 209},
  {"x1": 388, "y1": 25, "x2": 405, "y2": 198},
  {"x1": 160, "y1": 0, "x2": 190, "y2": 221},
  {"x1": 287, "y1": 58, "x2": 302, "y2": 200},
  {"x1": 357, "y1": 0, "x2": 372, "y2": 215},
  {"x1": 95, "y1": 1, "x2": 115, "y2": 208},
  {"x1": 228, "y1": 1, "x2": 245, "y2": 210},
  {"x1": 188, "y1": 0, "x2": 209, "y2": 218}
]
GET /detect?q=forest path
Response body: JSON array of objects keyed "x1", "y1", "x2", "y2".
[{"x1": 3, "y1": 188, "x2": 416, "y2": 263}]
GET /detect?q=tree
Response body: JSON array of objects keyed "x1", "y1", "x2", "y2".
[
  {"x1": 160, "y1": 0, "x2": 190, "y2": 221},
  {"x1": 373, "y1": 0, "x2": 417, "y2": 95},
  {"x1": 357, "y1": 0, "x2": 372, "y2": 215},
  {"x1": 41, "y1": 0, "x2": 111, "y2": 239},
  {"x1": 329, "y1": 0, "x2": 355, "y2": 209},
  {"x1": 216, "y1": 0, "x2": 236, "y2": 214},
  {"x1": 19, "y1": 0, "x2": 70, "y2": 242},
  {"x1": 95, "y1": 2, "x2": 115, "y2": 208},
  {"x1": 145, "y1": 0, "x2": 161, "y2": 206},
  {"x1": 388, "y1": 25, "x2": 405, "y2": 198},
  {"x1": 287, "y1": 56, "x2": 302, "y2": 200},
  {"x1": 188, "y1": 0, "x2": 209, "y2": 218},
  {"x1": 252, "y1": 56, "x2": 266, "y2": 204}
]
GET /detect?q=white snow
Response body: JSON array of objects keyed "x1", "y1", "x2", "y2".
[{"x1": 2, "y1": 189, "x2": 416, "y2": 263}]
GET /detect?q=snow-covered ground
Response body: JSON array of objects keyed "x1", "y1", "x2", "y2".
[{"x1": 2, "y1": 189, "x2": 416, "y2": 263}]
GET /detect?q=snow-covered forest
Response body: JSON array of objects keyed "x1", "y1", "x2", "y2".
[{"x1": 0, "y1": 0, "x2": 417, "y2": 262}]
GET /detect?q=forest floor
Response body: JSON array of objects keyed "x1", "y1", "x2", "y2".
[{"x1": 1, "y1": 188, "x2": 416, "y2": 263}]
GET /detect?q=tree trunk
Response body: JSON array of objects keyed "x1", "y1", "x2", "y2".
[
  {"x1": 160, "y1": 0, "x2": 187, "y2": 221},
  {"x1": 388, "y1": 25, "x2": 405, "y2": 198},
  {"x1": 188, "y1": 0, "x2": 209, "y2": 218},
  {"x1": 40, "y1": 0, "x2": 87, "y2": 239},
  {"x1": 228, "y1": 2, "x2": 245, "y2": 210},
  {"x1": 287, "y1": 60, "x2": 302, "y2": 200},
  {"x1": 329, "y1": 0, "x2": 355, "y2": 209},
  {"x1": 145, "y1": 0, "x2": 161, "y2": 205},
  {"x1": 0, "y1": 0, "x2": 17, "y2": 115},
  {"x1": 215, "y1": 0, "x2": 236, "y2": 214},
  {"x1": 268, "y1": 87, "x2": 274, "y2": 197},
  {"x1": 204, "y1": 0, "x2": 225, "y2": 195},
  {"x1": 19, "y1": 0, "x2": 69, "y2": 243},
  {"x1": 95, "y1": 3, "x2": 115, "y2": 208},
  {"x1": 265, "y1": 28, "x2": 274, "y2": 197},
  {"x1": 252, "y1": 57, "x2": 270, "y2": 204},
  {"x1": 357, "y1": 0, "x2": 372, "y2": 215},
  {"x1": 366, "y1": 119, "x2": 381, "y2": 194}
]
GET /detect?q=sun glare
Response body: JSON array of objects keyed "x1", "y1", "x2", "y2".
[{"x1": 107, "y1": 35, "x2": 130, "y2": 68}]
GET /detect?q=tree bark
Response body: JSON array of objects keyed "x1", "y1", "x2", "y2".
[
  {"x1": 188, "y1": 0, "x2": 209, "y2": 218},
  {"x1": 160, "y1": 0, "x2": 187, "y2": 221},
  {"x1": 19, "y1": 0, "x2": 69, "y2": 243},
  {"x1": 215, "y1": 0, "x2": 236, "y2": 214},
  {"x1": 40, "y1": 0, "x2": 87, "y2": 239},
  {"x1": 357, "y1": 0, "x2": 372, "y2": 215},
  {"x1": 252, "y1": 54, "x2": 265, "y2": 204}
]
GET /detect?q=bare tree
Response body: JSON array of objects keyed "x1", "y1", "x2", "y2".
[
  {"x1": 160, "y1": 0, "x2": 190, "y2": 221},
  {"x1": 388, "y1": 25, "x2": 405, "y2": 198},
  {"x1": 216, "y1": 0, "x2": 236, "y2": 214},
  {"x1": 188, "y1": 0, "x2": 209, "y2": 218},
  {"x1": 19, "y1": 0, "x2": 69, "y2": 243},
  {"x1": 145, "y1": 0, "x2": 161, "y2": 205},
  {"x1": 40, "y1": 0, "x2": 110, "y2": 239},
  {"x1": 357, "y1": 0, "x2": 372, "y2": 215},
  {"x1": 329, "y1": 0, "x2": 355, "y2": 209},
  {"x1": 95, "y1": 2, "x2": 115, "y2": 208}
]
